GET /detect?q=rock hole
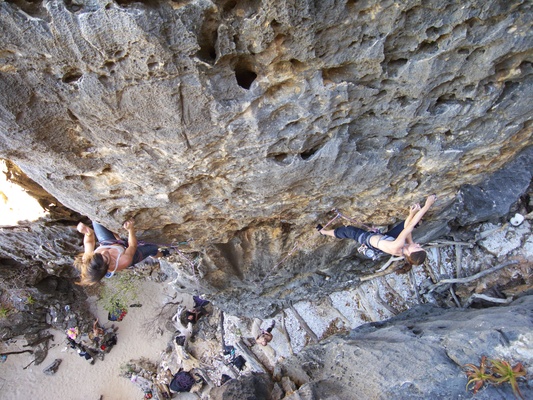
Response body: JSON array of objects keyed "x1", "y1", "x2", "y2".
[
  {"x1": 270, "y1": 19, "x2": 281, "y2": 29},
  {"x1": 441, "y1": 129, "x2": 454, "y2": 144},
  {"x1": 322, "y1": 64, "x2": 355, "y2": 83},
  {"x1": 425, "y1": 26, "x2": 440, "y2": 38},
  {"x1": 234, "y1": 63, "x2": 257, "y2": 90},
  {"x1": 290, "y1": 58, "x2": 304, "y2": 68},
  {"x1": 98, "y1": 75, "x2": 110, "y2": 86},
  {"x1": 300, "y1": 143, "x2": 322, "y2": 160},
  {"x1": 222, "y1": 0, "x2": 237, "y2": 12},
  {"x1": 428, "y1": 94, "x2": 465, "y2": 115},
  {"x1": 64, "y1": 0, "x2": 82, "y2": 12},
  {"x1": 268, "y1": 153, "x2": 293, "y2": 166},
  {"x1": 465, "y1": 48, "x2": 485, "y2": 62},
  {"x1": 465, "y1": 17, "x2": 481, "y2": 28},
  {"x1": 67, "y1": 109, "x2": 79, "y2": 122},
  {"x1": 359, "y1": 6, "x2": 377, "y2": 17},
  {"x1": 5, "y1": 0, "x2": 48, "y2": 19},
  {"x1": 384, "y1": 58, "x2": 407, "y2": 78},
  {"x1": 196, "y1": 9, "x2": 219, "y2": 64},
  {"x1": 431, "y1": 94, "x2": 453, "y2": 112},
  {"x1": 198, "y1": 41, "x2": 217, "y2": 63},
  {"x1": 114, "y1": 0, "x2": 161, "y2": 9},
  {"x1": 519, "y1": 60, "x2": 533, "y2": 71},
  {"x1": 493, "y1": 81, "x2": 520, "y2": 106},
  {"x1": 104, "y1": 61, "x2": 116, "y2": 71},
  {"x1": 457, "y1": 47, "x2": 470, "y2": 55},
  {"x1": 418, "y1": 40, "x2": 438, "y2": 54},
  {"x1": 274, "y1": 153, "x2": 289, "y2": 162},
  {"x1": 62, "y1": 69, "x2": 83, "y2": 84},
  {"x1": 397, "y1": 96, "x2": 411, "y2": 107}
]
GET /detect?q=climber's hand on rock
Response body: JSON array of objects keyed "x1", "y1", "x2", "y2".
[
  {"x1": 425, "y1": 194, "x2": 437, "y2": 208},
  {"x1": 123, "y1": 219, "x2": 135, "y2": 231},
  {"x1": 77, "y1": 222, "x2": 91, "y2": 235}
]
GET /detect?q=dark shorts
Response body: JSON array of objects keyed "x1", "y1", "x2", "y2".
[{"x1": 334, "y1": 221, "x2": 405, "y2": 248}]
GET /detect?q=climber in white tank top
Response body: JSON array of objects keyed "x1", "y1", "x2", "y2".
[
  {"x1": 95, "y1": 244, "x2": 125, "y2": 278},
  {"x1": 319, "y1": 195, "x2": 437, "y2": 267},
  {"x1": 74, "y1": 218, "x2": 171, "y2": 285}
]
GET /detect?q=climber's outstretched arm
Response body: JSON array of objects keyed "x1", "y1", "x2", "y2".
[
  {"x1": 391, "y1": 194, "x2": 437, "y2": 248},
  {"x1": 403, "y1": 204, "x2": 421, "y2": 244}
]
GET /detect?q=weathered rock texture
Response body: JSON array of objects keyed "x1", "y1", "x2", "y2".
[
  {"x1": 274, "y1": 295, "x2": 533, "y2": 400},
  {"x1": 0, "y1": 221, "x2": 94, "y2": 340},
  {"x1": 1, "y1": 0, "x2": 532, "y2": 315}
]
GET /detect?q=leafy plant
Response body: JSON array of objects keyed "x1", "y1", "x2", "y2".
[
  {"x1": 464, "y1": 356, "x2": 495, "y2": 394},
  {"x1": 25, "y1": 295, "x2": 35, "y2": 305},
  {"x1": 98, "y1": 271, "x2": 140, "y2": 315},
  {"x1": 0, "y1": 306, "x2": 11, "y2": 319},
  {"x1": 464, "y1": 357, "x2": 528, "y2": 399},
  {"x1": 489, "y1": 359, "x2": 527, "y2": 400}
]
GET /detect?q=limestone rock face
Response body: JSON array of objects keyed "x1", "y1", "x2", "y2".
[
  {"x1": 277, "y1": 295, "x2": 533, "y2": 400},
  {"x1": 0, "y1": 0, "x2": 532, "y2": 314},
  {"x1": 0, "y1": 223, "x2": 94, "y2": 340}
]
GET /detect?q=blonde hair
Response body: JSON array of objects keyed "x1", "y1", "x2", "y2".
[{"x1": 73, "y1": 253, "x2": 108, "y2": 286}]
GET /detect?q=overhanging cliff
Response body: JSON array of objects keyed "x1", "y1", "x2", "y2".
[{"x1": 0, "y1": 0, "x2": 532, "y2": 315}]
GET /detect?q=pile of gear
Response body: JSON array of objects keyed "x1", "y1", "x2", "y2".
[{"x1": 65, "y1": 318, "x2": 118, "y2": 364}]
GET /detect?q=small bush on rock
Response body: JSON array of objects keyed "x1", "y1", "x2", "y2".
[{"x1": 463, "y1": 356, "x2": 528, "y2": 399}]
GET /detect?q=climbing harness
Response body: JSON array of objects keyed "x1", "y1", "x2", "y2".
[
  {"x1": 323, "y1": 209, "x2": 383, "y2": 260},
  {"x1": 357, "y1": 244, "x2": 381, "y2": 260}
]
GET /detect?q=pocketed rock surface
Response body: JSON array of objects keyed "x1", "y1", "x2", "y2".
[
  {"x1": 0, "y1": 0, "x2": 532, "y2": 314},
  {"x1": 0, "y1": 0, "x2": 533, "y2": 398}
]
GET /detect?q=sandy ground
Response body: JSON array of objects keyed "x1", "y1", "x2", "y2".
[{"x1": 0, "y1": 280, "x2": 182, "y2": 400}]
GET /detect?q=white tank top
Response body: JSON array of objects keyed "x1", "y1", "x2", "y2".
[{"x1": 96, "y1": 245, "x2": 125, "y2": 278}]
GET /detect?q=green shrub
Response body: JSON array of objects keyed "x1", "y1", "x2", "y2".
[
  {"x1": 0, "y1": 306, "x2": 11, "y2": 319},
  {"x1": 98, "y1": 271, "x2": 140, "y2": 314}
]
